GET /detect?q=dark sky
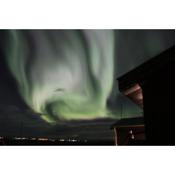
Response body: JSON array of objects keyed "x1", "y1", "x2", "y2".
[{"x1": 1, "y1": 30, "x2": 175, "y2": 141}]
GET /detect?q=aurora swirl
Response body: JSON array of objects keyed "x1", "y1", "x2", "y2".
[{"x1": 4, "y1": 30, "x2": 115, "y2": 122}]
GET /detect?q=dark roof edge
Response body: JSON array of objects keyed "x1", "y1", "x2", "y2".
[{"x1": 116, "y1": 45, "x2": 175, "y2": 90}]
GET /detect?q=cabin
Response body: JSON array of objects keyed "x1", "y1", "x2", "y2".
[
  {"x1": 111, "y1": 117, "x2": 145, "y2": 145},
  {"x1": 114, "y1": 46, "x2": 175, "y2": 145}
]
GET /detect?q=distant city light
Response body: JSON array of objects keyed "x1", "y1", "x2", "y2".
[
  {"x1": 59, "y1": 139, "x2": 65, "y2": 142},
  {"x1": 38, "y1": 138, "x2": 48, "y2": 141}
]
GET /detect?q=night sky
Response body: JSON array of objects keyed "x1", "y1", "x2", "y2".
[{"x1": 1, "y1": 30, "x2": 175, "y2": 141}]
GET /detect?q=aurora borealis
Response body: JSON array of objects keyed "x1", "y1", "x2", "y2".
[
  {"x1": 3, "y1": 30, "x2": 116, "y2": 122},
  {"x1": 1, "y1": 30, "x2": 174, "y2": 123}
]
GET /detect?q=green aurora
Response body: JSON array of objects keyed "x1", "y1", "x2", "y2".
[
  {"x1": 4, "y1": 29, "x2": 172, "y2": 124},
  {"x1": 4, "y1": 30, "x2": 118, "y2": 122}
]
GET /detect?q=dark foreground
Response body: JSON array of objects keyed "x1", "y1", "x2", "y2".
[{"x1": 0, "y1": 137, "x2": 115, "y2": 146}]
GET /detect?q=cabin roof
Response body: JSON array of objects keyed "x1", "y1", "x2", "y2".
[{"x1": 117, "y1": 45, "x2": 175, "y2": 92}]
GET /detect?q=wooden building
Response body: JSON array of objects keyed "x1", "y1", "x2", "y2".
[
  {"x1": 114, "y1": 46, "x2": 175, "y2": 145},
  {"x1": 112, "y1": 117, "x2": 145, "y2": 145}
]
